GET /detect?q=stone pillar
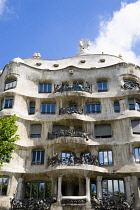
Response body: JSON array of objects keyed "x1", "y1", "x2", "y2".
[
  {"x1": 16, "y1": 178, "x2": 24, "y2": 200},
  {"x1": 57, "y1": 176, "x2": 62, "y2": 202},
  {"x1": 86, "y1": 177, "x2": 90, "y2": 202},
  {"x1": 97, "y1": 176, "x2": 102, "y2": 199},
  {"x1": 124, "y1": 176, "x2": 131, "y2": 202},
  {"x1": 51, "y1": 178, "x2": 57, "y2": 195},
  {"x1": 79, "y1": 178, "x2": 85, "y2": 196}
]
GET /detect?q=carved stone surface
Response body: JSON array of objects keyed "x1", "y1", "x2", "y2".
[
  {"x1": 59, "y1": 107, "x2": 83, "y2": 115},
  {"x1": 91, "y1": 195, "x2": 134, "y2": 210},
  {"x1": 48, "y1": 129, "x2": 89, "y2": 140},
  {"x1": 48, "y1": 153, "x2": 98, "y2": 166},
  {"x1": 122, "y1": 81, "x2": 140, "y2": 90},
  {"x1": 10, "y1": 194, "x2": 57, "y2": 210},
  {"x1": 54, "y1": 82, "x2": 92, "y2": 93}
]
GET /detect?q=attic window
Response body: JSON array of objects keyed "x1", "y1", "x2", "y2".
[
  {"x1": 54, "y1": 64, "x2": 59, "y2": 67},
  {"x1": 80, "y1": 60, "x2": 86, "y2": 63},
  {"x1": 100, "y1": 59, "x2": 105, "y2": 62},
  {"x1": 36, "y1": 63, "x2": 42, "y2": 66}
]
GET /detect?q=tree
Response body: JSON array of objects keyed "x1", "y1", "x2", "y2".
[{"x1": 0, "y1": 115, "x2": 19, "y2": 166}]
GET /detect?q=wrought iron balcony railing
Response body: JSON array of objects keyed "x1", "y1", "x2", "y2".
[
  {"x1": 54, "y1": 82, "x2": 92, "y2": 93},
  {"x1": 61, "y1": 199, "x2": 86, "y2": 205},
  {"x1": 47, "y1": 153, "x2": 98, "y2": 166},
  {"x1": 122, "y1": 81, "x2": 140, "y2": 90},
  {"x1": 48, "y1": 129, "x2": 89, "y2": 140},
  {"x1": 59, "y1": 107, "x2": 83, "y2": 115}
]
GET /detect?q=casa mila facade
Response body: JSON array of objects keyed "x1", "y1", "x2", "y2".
[{"x1": 0, "y1": 39, "x2": 140, "y2": 209}]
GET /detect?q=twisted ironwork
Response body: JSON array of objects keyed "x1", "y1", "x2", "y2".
[
  {"x1": 91, "y1": 195, "x2": 135, "y2": 210},
  {"x1": 122, "y1": 81, "x2": 140, "y2": 90},
  {"x1": 48, "y1": 129, "x2": 89, "y2": 140},
  {"x1": 54, "y1": 81, "x2": 92, "y2": 93},
  {"x1": 10, "y1": 194, "x2": 57, "y2": 210},
  {"x1": 59, "y1": 106, "x2": 83, "y2": 115},
  {"x1": 61, "y1": 199, "x2": 86, "y2": 205},
  {"x1": 47, "y1": 153, "x2": 98, "y2": 166}
]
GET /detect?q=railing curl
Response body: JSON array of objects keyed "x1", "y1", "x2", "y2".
[
  {"x1": 122, "y1": 81, "x2": 140, "y2": 90},
  {"x1": 54, "y1": 82, "x2": 92, "y2": 93}
]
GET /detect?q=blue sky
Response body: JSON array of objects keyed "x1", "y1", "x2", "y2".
[{"x1": 0, "y1": 0, "x2": 140, "y2": 70}]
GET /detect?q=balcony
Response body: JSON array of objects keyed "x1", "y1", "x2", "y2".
[
  {"x1": 59, "y1": 106, "x2": 83, "y2": 115},
  {"x1": 54, "y1": 82, "x2": 92, "y2": 93},
  {"x1": 48, "y1": 129, "x2": 89, "y2": 140},
  {"x1": 47, "y1": 153, "x2": 98, "y2": 167}
]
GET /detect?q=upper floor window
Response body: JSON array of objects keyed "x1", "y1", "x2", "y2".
[
  {"x1": 61, "y1": 152, "x2": 75, "y2": 165},
  {"x1": 0, "y1": 97, "x2": 14, "y2": 110},
  {"x1": 0, "y1": 176, "x2": 9, "y2": 196},
  {"x1": 114, "y1": 102, "x2": 120, "y2": 112},
  {"x1": 86, "y1": 103, "x2": 101, "y2": 114},
  {"x1": 99, "y1": 150, "x2": 113, "y2": 166},
  {"x1": 131, "y1": 120, "x2": 140, "y2": 134},
  {"x1": 29, "y1": 102, "x2": 35, "y2": 114},
  {"x1": 41, "y1": 103, "x2": 55, "y2": 114},
  {"x1": 31, "y1": 149, "x2": 45, "y2": 165},
  {"x1": 95, "y1": 124, "x2": 112, "y2": 138},
  {"x1": 39, "y1": 83, "x2": 52, "y2": 93},
  {"x1": 102, "y1": 179, "x2": 125, "y2": 198},
  {"x1": 73, "y1": 82, "x2": 84, "y2": 91},
  {"x1": 98, "y1": 81, "x2": 107, "y2": 92},
  {"x1": 25, "y1": 181, "x2": 51, "y2": 199},
  {"x1": 128, "y1": 98, "x2": 140, "y2": 111},
  {"x1": 30, "y1": 124, "x2": 42, "y2": 138},
  {"x1": 134, "y1": 148, "x2": 140, "y2": 163},
  {"x1": 4, "y1": 79, "x2": 17, "y2": 91}
]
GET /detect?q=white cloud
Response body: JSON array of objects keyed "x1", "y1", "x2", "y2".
[
  {"x1": 0, "y1": 0, "x2": 7, "y2": 16},
  {"x1": 90, "y1": 0, "x2": 140, "y2": 65}
]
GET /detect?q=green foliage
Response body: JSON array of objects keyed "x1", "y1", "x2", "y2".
[{"x1": 0, "y1": 115, "x2": 19, "y2": 167}]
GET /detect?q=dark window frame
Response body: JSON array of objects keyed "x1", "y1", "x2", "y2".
[
  {"x1": 31, "y1": 149, "x2": 45, "y2": 165},
  {"x1": 97, "y1": 81, "x2": 107, "y2": 92},
  {"x1": 4, "y1": 79, "x2": 17, "y2": 91},
  {"x1": 41, "y1": 103, "x2": 56, "y2": 114},
  {"x1": 86, "y1": 103, "x2": 101, "y2": 114},
  {"x1": 39, "y1": 83, "x2": 52, "y2": 93},
  {"x1": 0, "y1": 176, "x2": 9, "y2": 196}
]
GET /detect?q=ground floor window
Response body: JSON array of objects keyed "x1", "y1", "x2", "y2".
[
  {"x1": 102, "y1": 179, "x2": 125, "y2": 199},
  {"x1": 91, "y1": 180, "x2": 96, "y2": 197},
  {"x1": 0, "y1": 176, "x2": 9, "y2": 196},
  {"x1": 25, "y1": 181, "x2": 51, "y2": 199}
]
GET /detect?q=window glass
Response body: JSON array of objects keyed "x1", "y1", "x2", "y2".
[
  {"x1": 4, "y1": 80, "x2": 17, "y2": 91},
  {"x1": 39, "y1": 83, "x2": 52, "y2": 93},
  {"x1": 134, "y1": 148, "x2": 140, "y2": 163},
  {"x1": 0, "y1": 177, "x2": 9, "y2": 196},
  {"x1": 31, "y1": 150, "x2": 44, "y2": 164},
  {"x1": 73, "y1": 83, "x2": 83, "y2": 91},
  {"x1": 25, "y1": 182, "x2": 51, "y2": 199},
  {"x1": 129, "y1": 99, "x2": 140, "y2": 111},
  {"x1": 4, "y1": 97, "x2": 14, "y2": 109},
  {"x1": 99, "y1": 150, "x2": 113, "y2": 165},
  {"x1": 114, "y1": 102, "x2": 120, "y2": 112},
  {"x1": 86, "y1": 103, "x2": 101, "y2": 113},
  {"x1": 98, "y1": 81, "x2": 107, "y2": 92},
  {"x1": 41, "y1": 103, "x2": 55, "y2": 114},
  {"x1": 29, "y1": 102, "x2": 35, "y2": 114},
  {"x1": 131, "y1": 120, "x2": 140, "y2": 134}
]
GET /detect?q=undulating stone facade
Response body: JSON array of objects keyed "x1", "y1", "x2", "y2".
[{"x1": 0, "y1": 39, "x2": 140, "y2": 209}]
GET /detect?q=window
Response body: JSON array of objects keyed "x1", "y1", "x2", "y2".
[
  {"x1": 0, "y1": 177, "x2": 9, "y2": 196},
  {"x1": 99, "y1": 150, "x2": 113, "y2": 165},
  {"x1": 73, "y1": 82, "x2": 84, "y2": 91},
  {"x1": 134, "y1": 148, "x2": 140, "y2": 163},
  {"x1": 128, "y1": 98, "x2": 140, "y2": 111},
  {"x1": 86, "y1": 103, "x2": 101, "y2": 113},
  {"x1": 131, "y1": 120, "x2": 140, "y2": 134},
  {"x1": 123, "y1": 80, "x2": 138, "y2": 89},
  {"x1": 41, "y1": 103, "x2": 55, "y2": 114},
  {"x1": 95, "y1": 124, "x2": 112, "y2": 138},
  {"x1": 4, "y1": 79, "x2": 17, "y2": 91},
  {"x1": 102, "y1": 179, "x2": 125, "y2": 199},
  {"x1": 29, "y1": 102, "x2": 35, "y2": 114},
  {"x1": 98, "y1": 81, "x2": 107, "y2": 92},
  {"x1": 114, "y1": 102, "x2": 120, "y2": 112},
  {"x1": 61, "y1": 152, "x2": 75, "y2": 165},
  {"x1": 31, "y1": 149, "x2": 45, "y2": 165},
  {"x1": 39, "y1": 83, "x2": 52, "y2": 93},
  {"x1": 25, "y1": 181, "x2": 51, "y2": 199},
  {"x1": 4, "y1": 97, "x2": 14, "y2": 109},
  {"x1": 30, "y1": 124, "x2": 42, "y2": 138}
]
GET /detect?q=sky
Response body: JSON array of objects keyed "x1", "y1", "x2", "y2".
[{"x1": 0, "y1": 0, "x2": 140, "y2": 70}]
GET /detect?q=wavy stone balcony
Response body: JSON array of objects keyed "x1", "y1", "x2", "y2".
[
  {"x1": 48, "y1": 129, "x2": 89, "y2": 140},
  {"x1": 47, "y1": 153, "x2": 98, "y2": 167},
  {"x1": 54, "y1": 82, "x2": 92, "y2": 93}
]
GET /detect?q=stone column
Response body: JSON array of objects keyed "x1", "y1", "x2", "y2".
[
  {"x1": 97, "y1": 176, "x2": 102, "y2": 199},
  {"x1": 57, "y1": 176, "x2": 62, "y2": 202},
  {"x1": 86, "y1": 177, "x2": 90, "y2": 202},
  {"x1": 124, "y1": 176, "x2": 131, "y2": 202},
  {"x1": 16, "y1": 178, "x2": 24, "y2": 200}
]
